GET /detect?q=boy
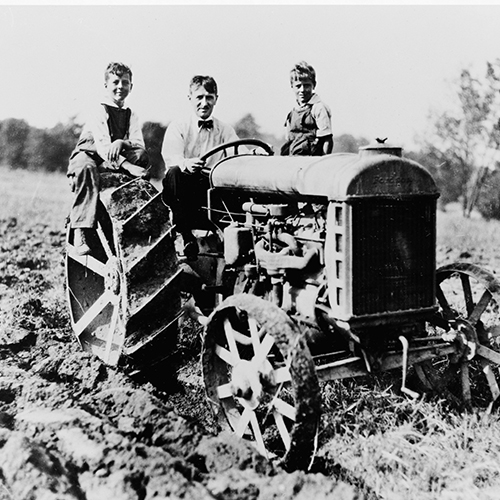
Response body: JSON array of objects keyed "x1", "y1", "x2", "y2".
[
  {"x1": 161, "y1": 75, "x2": 241, "y2": 260},
  {"x1": 67, "y1": 62, "x2": 149, "y2": 255},
  {"x1": 280, "y1": 61, "x2": 333, "y2": 156}
]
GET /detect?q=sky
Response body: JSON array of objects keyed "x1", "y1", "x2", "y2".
[{"x1": 2, "y1": 3, "x2": 500, "y2": 150}]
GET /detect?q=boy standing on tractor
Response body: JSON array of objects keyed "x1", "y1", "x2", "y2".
[
  {"x1": 280, "y1": 61, "x2": 333, "y2": 156},
  {"x1": 67, "y1": 62, "x2": 149, "y2": 255},
  {"x1": 161, "y1": 75, "x2": 241, "y2": 260}
]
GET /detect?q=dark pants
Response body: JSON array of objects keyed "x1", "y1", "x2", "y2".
[
  {"x1": 161, "y1": 166, "x2": 210, "y2": 236},
  {"x1": 67, "y1": 146, "x2": 149, "y2": 229}
]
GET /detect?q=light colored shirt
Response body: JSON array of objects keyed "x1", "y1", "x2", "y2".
[
  {"x1": 288, "y1": 93, "x2": 332, "y2": 138},
  {"x1": 79, "y1": 96, "x2": 145, "y2": 161},
  {"x1": 162, "y1": 114, "x2": 240, "y2": 172}
]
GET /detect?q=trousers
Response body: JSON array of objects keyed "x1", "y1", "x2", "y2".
[
  {"x1": 67, "y1": 146, "x2": 148, "y2": 229},
  {"x1": 161, "y1": 166, "x2": 210, "y2": 236}
]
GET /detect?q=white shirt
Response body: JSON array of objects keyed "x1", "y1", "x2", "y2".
[
  {"x1": 162, "y1": 114, "x2": 240, "y2": 172},
  {"x1": 79, "y1": 96, "x2": 145, "y2": 161}
]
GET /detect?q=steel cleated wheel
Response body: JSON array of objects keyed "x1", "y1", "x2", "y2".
[
  {"x1": 65, "y1": 173, "x2": 181, "y2": 368},
  {"x1": 417, "y1": 263, "x2": 500, "y2": 411},
  {"x1": 202, "y1": 293, "x2": 321, "y2": 471}
]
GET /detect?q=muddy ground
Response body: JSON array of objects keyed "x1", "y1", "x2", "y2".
[
  {"x1": 4, "y1": 168, "x2": 500, "y2": 500},
  {"x1": 0, "y1": 170, "x2": 362, "y2": 500}
]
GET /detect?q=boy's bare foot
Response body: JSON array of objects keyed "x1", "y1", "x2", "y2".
[
  {"x1": 74, "y1": 228, "x2": 91, "y2": 255},
  {"x1": 121, "y1": 161, "x2": 145, "y2": 178}
]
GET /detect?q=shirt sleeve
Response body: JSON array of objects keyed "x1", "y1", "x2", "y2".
[
  {"x1": 221, "y1": 123, "x2": 240, "y2": 143},
  {"x1": 162, "y1": 120, "x2": 187, "y2": 171},
  {"x1": 312, "y1": 102, "x2": 332, "y2": 137},
  {"x1": 86, "y1": 105, "x2": 112, "y2": 160},
  {"x1": 127, "y1": 110, "x2": 145, "y2": 148}
]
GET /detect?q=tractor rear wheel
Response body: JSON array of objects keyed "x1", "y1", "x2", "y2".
[
  {"x1": 202, "y1": 293, "x2": 321, "y2": 471},
  {"x1": 65, "y1": 173, "x2": 181, "y2": 369},
  {"x1": 417, "y1": 263, "x2": 500, "y2": 411}
]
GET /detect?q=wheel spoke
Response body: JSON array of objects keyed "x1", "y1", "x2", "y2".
[
  {"x1": 224, "y1": 319, "x2": 241, "y2": 362},
  {"x1": 273, "y1": 397, "x2": 297, "y2": 421},
  {"x1": 73, "y1": 290, "x2": 114, "y2": 337},
  {"x1": 67, "y1": 246, "x2": 107, "y2": 276},
  {"x1": 96, "y1": 222, "x2": 114, "y2": 260},
  {"x1": 273, "y1": 410, "x2": 292, "y2": 451},
  {"x1": 461, "y1": 361, "x2": 471, "y2": 405},
  {"x1": 469, "y1": 290, "x2": 492, "y2": 325},
  {"x1": 249, "y1": 410, "x2": 268, "y2": 458},
  {"x1": 235, "y1": 407, "x2": 252, "y2": 437},
  {"x1": 103, "y1": 300, "x2": 120, "y2": 363},
  {"x1": 249, "y1": 317, "x2": 261, "y2": 353},
  {"x1": 253, "y1": 333, "x2": 275, "y2": 367},
  {"x1": 436, "y1": 285, "x2": 454, "y2": 321},
  {"x1": 215, "y1": 343, "x2": 236, "y2": 366},
  {"x1": 216, "y1": 382, "x2": 233, "y2": 399},
  {"x1": 460, "y1": 274, "x2": 474, "y2": 316},
  {"x1": 274, "y1": 366, "x2": 292, "y2": 384},
  {"x1": 480, "y1": 358, "x2": 500, "y2": 402},
  {"x1": 477, "y1": 344, "x2": 500, "y2": 365}
]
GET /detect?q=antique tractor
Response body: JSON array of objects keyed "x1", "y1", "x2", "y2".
[{"x1": 65, "y1": 139, "x2": 500, "y2": 471}]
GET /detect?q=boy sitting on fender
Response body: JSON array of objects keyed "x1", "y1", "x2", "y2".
[
  {"x1": 281, "y1": 61, "x2": 333, "y2": 156},
  {"x1": 67, "y1": 61, "x2": 149, "y2": 255}
]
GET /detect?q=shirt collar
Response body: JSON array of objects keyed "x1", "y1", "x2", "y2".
[
  {"x1": 296, "y1": 93, "x2": 320, "y2": 109},
  {"x1": 100, "y1": 96, "x2": 129, "y2": 110}
]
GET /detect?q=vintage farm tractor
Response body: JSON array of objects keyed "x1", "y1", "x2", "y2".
[{"x1": 65, "y1": 139, "x2": 500, "y2": 471}]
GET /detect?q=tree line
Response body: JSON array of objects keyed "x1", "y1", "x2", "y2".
[{"x1": 3, "y1": 59, "x2": 500, "y2": 220}]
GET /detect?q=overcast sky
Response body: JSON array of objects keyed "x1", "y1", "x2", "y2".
[{"x1": 2, "y1": 3, "x2": 500, "y2": 149}]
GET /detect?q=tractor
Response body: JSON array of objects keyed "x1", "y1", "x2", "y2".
[{"x1": 65, "y1": 139, "x2": 500, "y2": 471}]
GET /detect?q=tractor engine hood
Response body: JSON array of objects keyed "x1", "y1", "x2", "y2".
[{"x1": 209, "y1": 152, "x2": 438, "y2": 201}]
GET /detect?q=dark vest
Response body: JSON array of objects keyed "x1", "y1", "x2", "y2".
[
  {"x1": 103, "y1": 104, "x2": 131, "y2": 142},
  {"x1": 281, "y1": 104, "x2": 318, "y2": 156}
]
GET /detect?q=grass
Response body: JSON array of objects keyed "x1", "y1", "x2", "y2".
[
  {"x1": 317, "y1": 208, "x2": 500, "y2": 499},
  {"x1": 0, "y1": 165, "x2": 72, "y2": 226}
]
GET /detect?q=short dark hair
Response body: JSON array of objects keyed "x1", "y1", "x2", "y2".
[
  {"x1": 290, "y1": 61, "x2": 316, "y2": 87},
  {"x1": 189, "y1": 75, "x2": 218, "y2": 95},
  {"x1": 105, "y1": 62, "x2": 133, "y2": 81}
]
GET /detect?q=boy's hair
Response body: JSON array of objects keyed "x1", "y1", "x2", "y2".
[
  {"x1": 105, "y1": 62, "x2": 133, "y2": 81},
  {"x1": 189, "y1": 75, "x2": 218, "y2": 95},
  {"x1": 290, "y1": 61, "x2": 316, "y2": 87}
]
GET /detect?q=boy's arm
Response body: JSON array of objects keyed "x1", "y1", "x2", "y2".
[
  {"x1": 87, "y1": 105, "x2": 113, "y2": 161},
  {"x1": 126, "y1": 110, "x2": 146, "y2": 148},
  {"x1": 316, "y1": 135, "x2": 334, "y2": 155},
  {"x1": 313, "y1": 102, "x2": 333, "y2": 154}
]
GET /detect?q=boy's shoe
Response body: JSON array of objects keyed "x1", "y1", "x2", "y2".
[
  {"x1": 74, "y1": 228, "x2": 91, "y2": 256},
  {"x1": 121, "y1": 161, "x2": 145, "y2": 178},
  {"x1": 183, "y1": 240, "x2": 199, "y2": 261},
  {"x1": 181, "y1": 231, "x2": 199, "y2": 261}
]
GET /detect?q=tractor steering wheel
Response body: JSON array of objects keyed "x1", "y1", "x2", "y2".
[{"x1": 200, "y1": 138, "x2": 274, "y2": 164}]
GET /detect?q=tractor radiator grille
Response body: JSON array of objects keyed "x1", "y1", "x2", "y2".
[{"x1": 351, "y1": 198, "x2": 435, "y2": 316}]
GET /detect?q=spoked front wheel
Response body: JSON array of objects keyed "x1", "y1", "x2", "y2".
[
  {"x1": 417, "y1": 263, "x2": 500, "y2": 410},
  {"x1": 202, "y1": 293, "x2": 321, "y2": 471}
]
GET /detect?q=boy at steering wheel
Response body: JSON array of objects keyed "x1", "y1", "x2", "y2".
[{"x1": 161, "y1": 75, "x2": 243, "y2": 260}]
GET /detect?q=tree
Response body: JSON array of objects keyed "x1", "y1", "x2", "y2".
[
  {"x1": 234, "y1": 113, "x2": 261, "y2": 139},
  {"x1": 417, "y1": 61, "x2": 500, "y2": 216},
  {"x1": 333, "y1": 134, "x2": 369, "y2": 154},
  {"x1": 0, "y1": 118, "x2": 31, "y2": 168}
]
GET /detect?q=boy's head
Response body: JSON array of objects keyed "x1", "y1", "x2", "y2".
[
  {"x1": 188, "y1": 75, "x2": 218, "y2": 120},
  {"x1": 104, "y1": 62, "x2": 133, "y2": 107},
  {"x1": 290, "y1": 61, "x2": 316, "y2": 106}
]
